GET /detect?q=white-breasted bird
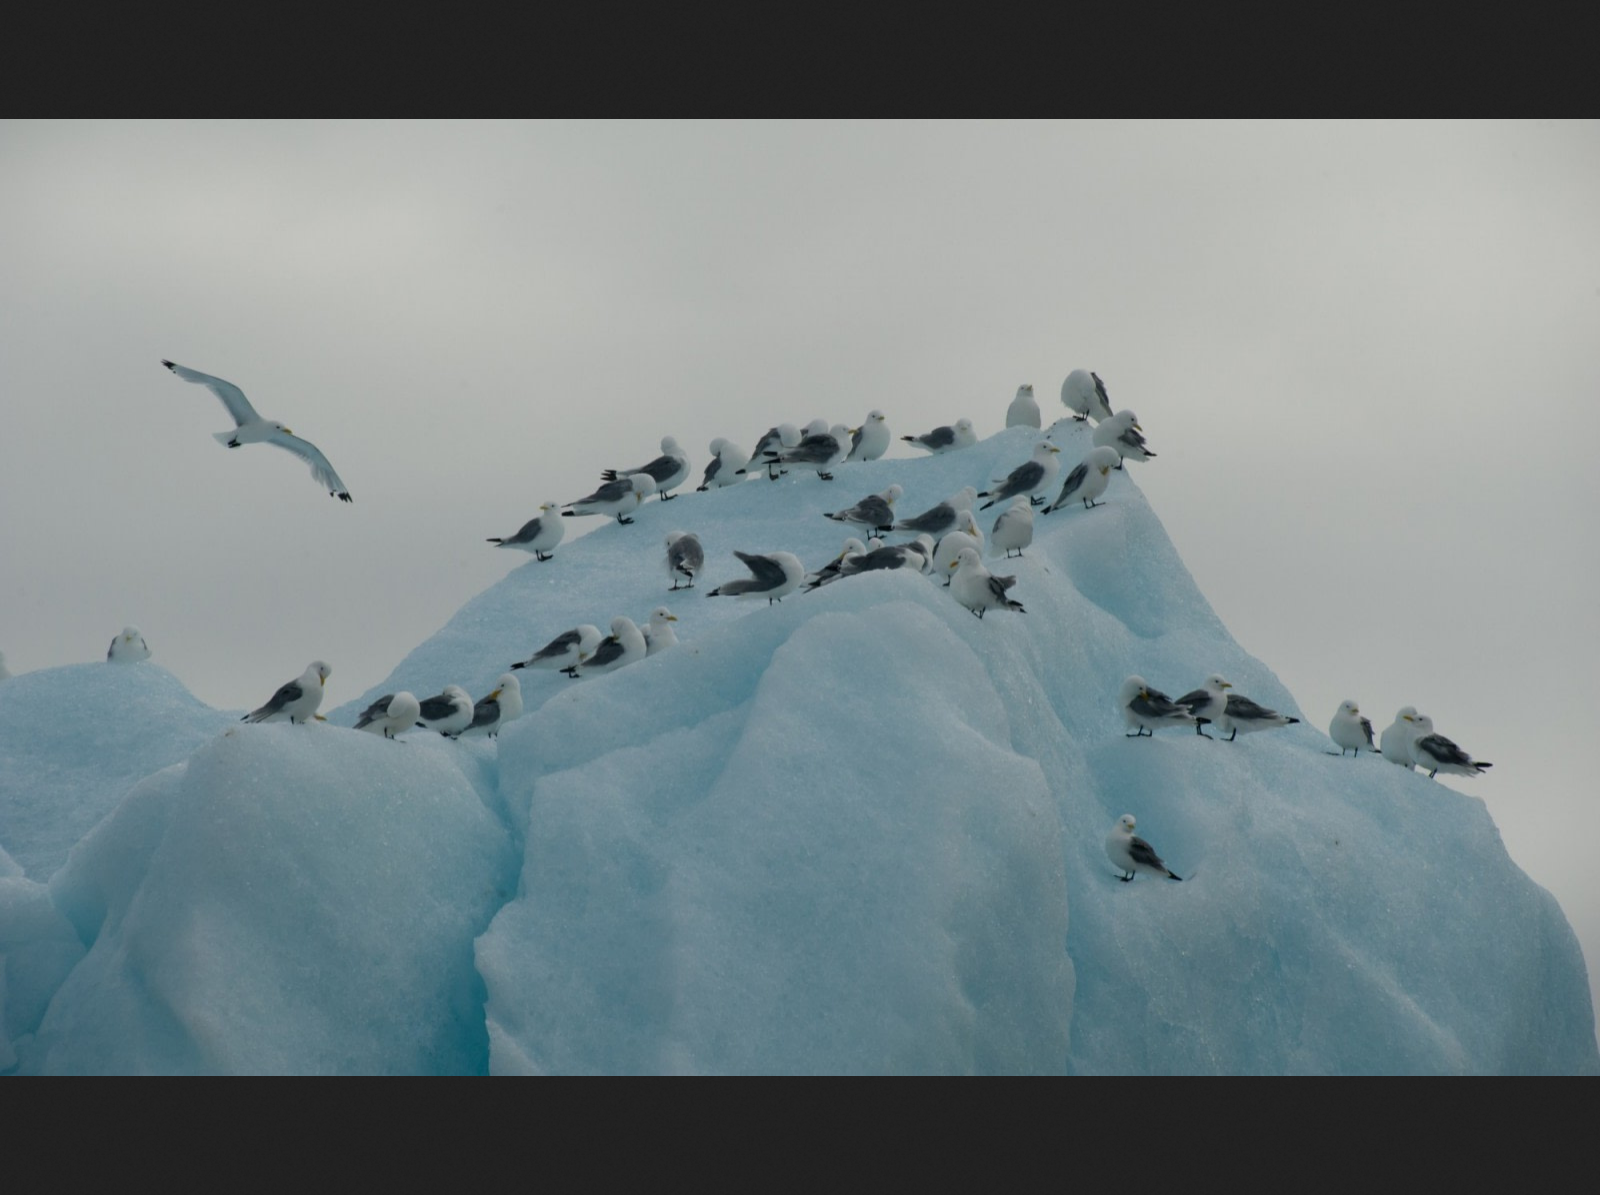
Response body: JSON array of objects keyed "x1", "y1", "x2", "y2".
[
  {"x1": 512, "y1": 624, "x2": 603, "y2": 679},
  {"x1": 1328, "y1": 699, "x2": 1378, "y2": 757},
  {"x1": 353, "y1": 691, "x2": 422, "y2": 740},
  {"x1": 978, "y1": 441, "x2": 1061, "y2": 510},
  {"x1": 989, "y1": 496, "x2": 1034, "y2": 559},
  {"x1": 416, "y1": 684, "x2": 475, "y2": 738},
  {"x1": 577, "y1": 616, "x2": 648, "y2": 676},
  {"x1": 107, "y1": 626, "x2": 151, "y2": 663},
  {"x1": 161, "y1": 360, "x2": 352, "y2": 502},
  {"x1": 948, "y1": 546, "x2": 1025, "y2": 619},
  {"x1": 707, "y1": 551, "x2": 805, "y2": 605},
  {"x1": 465, "y1": 673, "x2": 522, "y2": 738},
  {"x1": 1005, "y1": 384, "x2": 1041, "y2": 429},
  {"x1": 698, "y1": 438, "x2": 750, "y2": 490},
  {"x1": 487, "y1": 501, "x2": 565, "y2": 560},
  {"x1": 1093, "y1": 409, "x2": 1156, "y2": 467},
  {"x1": 243, "y1": 660, "x2": 330, "y2": 725},
  {"x1": 1119, "y1": 675, "x2": 1202, "y2": 737},
  {"x1": 1407, "y1": 713, "x2": 1492, "y2": 779},
  {"x1": 642, "y1": 606, "x2": 680, "y2": 655},
  {"x1": 824, "y1": 484, "x2": 901, "y2": 536},
  {"x1": 1061, "y1": 369, "x2": 1114, "y2": 423},
  {"x1": 901, "y1": 417, "x2": 977, "y2": 455},
  {"x1": 1043, "y1": 446, "x2": 1121, "y2": 514},
  {"x1": 601, "y1": 435, "x2": 690, "y2": 500},
  {"x1": 1380, "y1": 707, "x2": 1420, "y2": 768},
  {"x1": 846, "y1": 410, "x2": 892, "y2": 461},
  {"x1": 562, "y1": 472, "x2": 657, "y2": 524},
  {"x1": 1106, "y1": 814, "x2": 1182, "y2": 882}
]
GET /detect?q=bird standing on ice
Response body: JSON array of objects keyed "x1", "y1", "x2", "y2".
[
  {"x1": 978, "y1": 441, "x2": 1061, "y2": 510},
  {"x1": 698, "y1": 439, "x2": 750, "y2": 490},
  {"x1": 665, "y1": 531, "x2": 704, "y2": 591},
  {"x1": 465, "y1": 673, "x2": 522, "y2": 738},
  {"x1": 161, "y1": 360, "x2": 352, "y2": 502},
  {"x1": 416, "y1": 685, "x2": 474, "y2": 738},
  {"x1": 1328, "y1": 700, "x2": 1377, "y2": 757},
  {"x1": 1093, "y1": 410, "x2": 1156, "y2": 468},
  {"x1": 1061, "y1": 369, "x2": 1114, "y2": 422},
  {"x1": 902, "y1": 418, "x2": 977, "y2": 455},
  {"x1": 562, "y1": 473, "x2": 657, "y2": 524},
  {"x1": 707, "y1": 551, "x2": 805, "y2": 605},
  {"x1": 353, "y1": 691, "x2": 422, "y2": 739},
  {"x1": 1043, "y1": 446, "x2": 1121, "y2": 514},
  {"x1": 1006, "y1": 384, "x2": 1041, "y2": 428},
  {"x1": 601, "y1": 436, "x2": 690, "y2": 501},
  {"x1": 642, "y1": 606, "x2": 679, "y2": 655},
  {"x1": 107, "y1": 627, "x2": 151, "y2": 663},
  {"x1": 243, "y1": 661, "x2": 331, "y2": 724},
  {"x1": 824, "y1": 485, "x2": 901, "y2": 536},
  {"x1": 846, "y1": 410, "x2": 892, "y2": 462},
  {"x1": 487, "y1": 502, "x2": 565, "y2": 560},
  {"x1": 578, "y1": 616, "x2": 648, "y2": 675},
  {"x1": 1406, "y1": 714, "x2": 1492, "y2": 779},
  {"x1": 948, "y1": 546, "x2": 1025, "y2": 619},
  {"x1": 1106, "y1": 814, "x2": 1182, "y2": 882},
  {"x1": 1380, "y1": 707, "x2": 1419, "y2": 768},
  {"x1": 512, "y1": 624, "x2": 603, "y2": 678},
  {"x1": 1119, "y1": 675, "x2": 1202, "y2": 737},
  {"x1": 989, "y1": 496, "x2": 1034, "y2": 559}
]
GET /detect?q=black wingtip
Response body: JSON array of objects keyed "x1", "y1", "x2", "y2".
[
  {"x1": 487, "y1": 538, "x2": 503, "y2": 544},
  {"x1": 1168, "y1": 873, "x2": 1183, "y2": 882},
  {"x1": 337, "y1": 492, "x2": 352, "y2": 503},
  {"x1": 160, "y1": 359, "x2": 176, "y2": 370},
  {"x1": 510, "y1": 661, "x2": 526, "y2": 670},
  {"x1": 561, "y1": 510, "x2": 575, "y2": 517}
]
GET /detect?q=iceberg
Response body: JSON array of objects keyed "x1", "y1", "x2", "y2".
[{"x1": 2, "y1": 421, "x2": 1594, "y2": 1073}]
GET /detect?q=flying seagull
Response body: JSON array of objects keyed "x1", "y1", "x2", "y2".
[{"x1": 161, "y1": 360, "x2": 352, "y2": 502}]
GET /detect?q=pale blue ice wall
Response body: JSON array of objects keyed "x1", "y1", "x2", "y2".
[{"x1": 3, "y1": 422, "x2": 1595, "y2": 1073}]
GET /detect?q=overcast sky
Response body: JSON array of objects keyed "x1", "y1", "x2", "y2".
[{"x1": 3, "y1": 120, "x2": 1597, "y2": 1026}]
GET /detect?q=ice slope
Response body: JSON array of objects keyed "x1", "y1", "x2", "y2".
[{"x1": 2, "y1": 421, "x2": 1595, "y2": 1073}]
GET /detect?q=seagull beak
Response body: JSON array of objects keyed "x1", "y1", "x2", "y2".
[
  {"x1": 948, "y1": 560, "x2": 958, "y2": 570},
  {"x1": 284, "y1": 427, "x2": 294, "y2": 435},
  {"x1": 489, "y1": 688, "x2": 502, "y2": 699},
  {"x1": 667, "y1": 614, "x2": 678, "y2": 621}
]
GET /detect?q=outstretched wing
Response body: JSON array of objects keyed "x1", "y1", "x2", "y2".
[
  {"x1": 734, "y1": 551, "x2": 788, "y2": 588},
  {"x1": 162, "y1": 360, "x2": 260, "y2": 427},
  {"x1": 262, "y1": 429, "x2": 352, "y2": 501}
]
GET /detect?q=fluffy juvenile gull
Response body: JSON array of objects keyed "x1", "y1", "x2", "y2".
[
  {"x1": 1176, "y1": 674, "x2": 1231, "y2": 739},
  {"x1": 1407, "y1": 714, "x2": 1492, "y2": 779},
  {"x1": 934, "y1": 510, "x2": 984, "y2": 586},
  {"x1": 707, "y1": 550, "x2": 805, "y2": 604},
  {"x1": 763, "y1": 423, "x2": 852, "y2": 480},
  {"x1": 512, "y1": 624, "x2": 603, "y2": 678},
  {"x1": 697, "y1": 438, "x2": 750, "y2": 490},
  {"x1": 465, "y1": 673, "x2": 522, "y2": 738},
  {"x1": 243, "y1": 660, "x2": 330, "y2": 724},
  {"x1": 415, "y1": 685, "x2": 474, "y2": 738},
  {"x1": 990, "y1": 496, "x2": 1034, "y2": 559},
  {"x1": 846, "y1": 410, "x2": 891, "y2": 462},
  {"x1": 1380, "y1": 707, "x2": 1420, "y2": 769},
  {"x1": 642, "y1": 606, "x2": 680, "y2": 656},
  {"x1": 1061, "y1": 369, "x2": 1114, "y2": 423},
  {"x1": 487, "y1": 501, "x2": 565, "y2": 561},
  {"x1": 746, "y1": 424, "x2": 801, "y2": 480},
  {"x1": 978, "y1": 441, "x2": 1062, "y2": 510},
  {"x1": 803, "y1": 537, "x2": 868, "y2": 591},
  {"x1": 1006, "y1": 384, "x2": 1041, "y2": 429},
  {"x1": 825, "y1": 485, "x2": 902, "y2": 536},
  {"x1": 578, "y1": 616, "x2": 648, "y2": 675},
  {"x1": 1093, "y1": 410, "x2": 1155, "y2": 468},
  {"x1": 948, "y1": 546, "x2": 1025, "y2": 619},
  {"x1": 107, "y1": 626, "x2": 151, "y2": 663},
  {"x1": 1106, "y1": 814, "x2": 1182, "y2": 882},
  {"x1": 893, "y1": 486, "x2": 977, "y2": 538},
  {"x1": 161, "y1": 360, "x2": 352, "y2": 502},
  {"x1": 601, "y1": 436, "x2": 690, "y2": 500},
  {"x1": 1119, "y1": 675, "x2": 1202, "y2": 737},
  {"x1": 562, "y1": 472, "x2": 657, "y2": 524},
  {"x1": 665, "y1": 530, "x2": 704, "y2": 590},
  {"x1": 1043, "y1": 446, "x2": 1121, "y2": 514},
  {"x1": 901, "y1": 417, "x2": 977, "y2": 455},
  {"x1": 353, "y1": 691, "x2": 421, "y2": 740},
  {"x1": 1328, "y1": 700, "x2": 1378, "y2": 757}
]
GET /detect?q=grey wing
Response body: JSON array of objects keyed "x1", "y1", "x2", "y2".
[
  {"x1": 162, "y1": 360, "x2": 260, "y2": 426},
  {"x1": 107, "y1": 636, "x2": 116, "y2": 661},
  {"x1": 753, "y1": 428, "x2": 781, "y2": 456},
  {"x1": 998, "y1": 461, "x2": 1042, "y2": 495},
  {"x1": 1136, "y1": 688, "x2": 1190, "y2": 718},
  {"x1": 586, "y1": 635, "x2": 624, "y2": 668},
  {"x1": 857, "y1": 496, "x2": 891, "y2": 525},
  {"x1": 1176, "y1": 689, "x2": 1210, "y2": 711},
  {"x1": 262, "y1": 429, "x2": 351, "y2": 500},
  {"x1": 923, "y1": 426, "x2": 955, "y2": 449},
  {"x1": 469, "y1": 696, "x2": 499, "y2": 730},
  {"x1": 1127, "y1": 835, "x2": 1167, "y2": 869},
  {"x1": 533, "y1": 629, "x2": 582, "y2": 661},
  {"x1": 354, "y1": 693, "x2": 395, "y2": 728},
  {"x1": 850, "y1": 426, "x2": 865, "y2": 455},
  {"x1": 1360, "y1": 716, "x2": 1375, "y2": 747},
  {"x1": 1091, "y1": 372, "x2": 1111, "y2": 416},
  {"x1": 1054, "y1": 462, "x2": 1088, "y2": 500},
  {"x1": 701, "y1": 457, "x2": 722, "y2": 486},
  {"x1": 987, "y1": 573, "x2": 1018, "y2": 598},
  {"x1": 734, "y1": 551, "x2": 787, "y2": 588},
  {"x1": 783, "y1": 436, "x2": 833, "y2": 465},
  {"x1": 897, "y1": 502, "x2": 951, "y2": 533},
  {"x1": 1225, "y1": 695, "x2": 1277, "y2": 719},
  {"x1": 1415, "y1": 733, "x2": 1471, "y2": 766},
  {"x1": 578, "y1": 477, "x2": 631, "y2": 505},
  {"x1": 668, "y1": 537, "x2": 704, "y2": 572},
  {"x1": 254, "y1": 679, "x2": 303, "y2": 718},
  {"x1": 1118, "y1": 427, "x2": 1146, "y2": 451},
  {"x1": 504, "y1": 516, "x2": 544, "y2": 545},
  {"x1": 417, "y1": 693, "x2": 456, "y2": 721}
]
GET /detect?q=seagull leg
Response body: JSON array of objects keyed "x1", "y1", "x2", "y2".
[
  {"x1": 1226, "y1": 728, "x2": 1238, "y2": 742},
  {"x1": 1029, "y1": 495, "x2": 1046, "y2": 506},
  {"x1": 618, "y1": 516, "x2": 634, "y2": 525}
]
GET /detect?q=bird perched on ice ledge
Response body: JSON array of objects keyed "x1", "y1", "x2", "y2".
[{"x1": 1106, "y1": 814, "x2": 1182, "y2": 882}]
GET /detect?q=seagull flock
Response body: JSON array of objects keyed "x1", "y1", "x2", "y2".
[{"x1": 10, "y1": 364, "x2": 1491, "y2": 871}]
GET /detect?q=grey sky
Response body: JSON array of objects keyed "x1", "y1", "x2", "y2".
[{"x1": 3, "y1": 120, "x2": 1597, "y2": 1025}]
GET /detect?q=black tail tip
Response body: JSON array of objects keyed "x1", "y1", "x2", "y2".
[
  {"x1": 1168, "y1": 873, "x2": 1183, "y2": 882},
  {"x1": 510, "y1": 662, "x2": 525, "y2": 670},
  {"x1": 487, "y1": 538, "x2": 503, "y2": 544},
  {"x1": 561, "y1": 511, "x2": 575, "y2": 517}
]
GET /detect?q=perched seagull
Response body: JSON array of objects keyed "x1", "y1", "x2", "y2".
[
  {"x1": 512, "y1": 624, "x2": 603, "y2": 679},
  {"x1": 353, "y1": 691, "x2": 422, "y2": 740},
  {"x1": 1005, "y1": 384, "x2": 1041, "y2": 429},
  {"x1": 1328, "y1": 700, "x2": 1378, "y2": 757},
  {"x1": 642, "y1": 606, "x2": 679, "y2": 656},
  {"x1": 487, "y1": 501, "x2": 565, "y2": 561},
  {"x1": 948, "y1": 546, "x2": 1025, "y2": 619},
  {"x1": 934, "y1": 510, "x2": 984, "y2": 586},
  {"x1": 978, "y1": 441, "x2": 1062, "y2": 510},
  {"x1": 824, "y1": 484, "x2": 902, "y2": 536},
  {"x1": 243, "y1": 661, "x2": 330, "y2": 724},
  {"x1": 161, "y1": 360, "x2": 352, "y2": 502},
  {"x1": 107, "y1": 626, "x2": 151, "y2": 663},
  {"x1": 562, "y1": 472, "x2": 657, "y2": 524},
  {"x1": 1061, "y1": 369, "x2": 1114, "y2": 423},
  {"x1": 763, "y1": 423, "x2": 852, "y2": 480},
  {"x1": 746, "y1": 423, "x2": 801, "y2": 480},
  {"x1": 664, "y1": 530, "x2": 704, "y2": 591},
  {"x1": 1407, "y1": 714, "x2": 1493, "y2": 779},
  {"x1": 697, "y1": 438, "x2": 750, "y2": 490},
  {"x1": 577, "y1": 616, "x2": 648, "y2": 676},
  {"x1": 899, "y1": 533, "x2": 937, "y2": 574},
  {"x1": 1380, "y1": 707, "x2": 1420, "y2": 769},
  {"x1": 707, "y1": 550, "x2": 805, "y2": 604},
  {"x1": 1176, "y1": 674, "x2": 1232, "y2": 739},
  {"x1": 465, "y1": 673, "x2": 522, "y2": 738},
  {"x1": 803, "y1": 537, "x2": 868, "y2": 591},
  {"x1": 846, "y1": 410, "x2": 892, "y2": 462},
  {"x1": 990, "y1": 496, "x2": 1034, "y2": 559},
  {"x1": 901, "y1": 417, "x2": 977, "y2": 455},
  {"x1": 601, "y1": 436, "x2": 690, "y2": 500},
  {"x1": 839, "y1": 537, "x2": 930, "y2": 580},
  {"x1": 1106, "y1": 814, "x2": 1182, "y2": 882},
  {"x1": 1043, "y1": 446, "x2": 1122, "y2": 514},
  {"x1": 1093, "y1": 410, "x2": 1155, "y2": 468},
  {"x1": 1119, "y1": 675, "x2": 1202, "y2": 737},
  {"x1": 1211, "y1": 687, "x2": 1300, "y2": 741},
  {"x1": 416, "y1": 684, "x2": 474, "y2": 738},
  {"x1": 893, "y1": 486, "x2": 977, "y2": 539}
]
